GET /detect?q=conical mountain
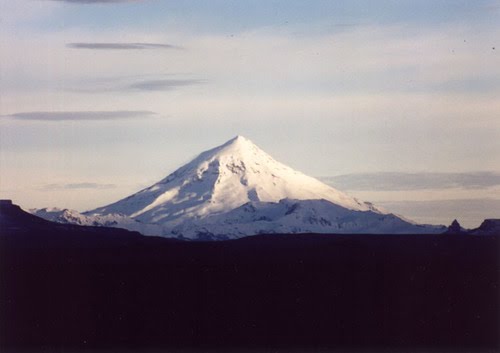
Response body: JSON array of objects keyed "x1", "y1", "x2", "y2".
[
  {"x1": 89, "y1": 136, "x2": 381, "y2": 225},
  {"x1": 85, "y1": 136, "x2": 444, "y2": 238}
]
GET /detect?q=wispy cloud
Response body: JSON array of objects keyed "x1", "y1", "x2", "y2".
[
  {"x1": 42, "y1": 183, "x2": 117, "y2": 190},
  {"x1": 67, "y1": 42, "x2": 182, "y2": 50},
  {"x1": 70, "y1": 76, "x2": 205, "y2": 93},
  {"x1": 320, "y1": 172, "x2": 500, "y2": 191},
  {"x1": 3, "y1": 110, "x2": 156, "y2": 121},
  {"x1": 128, "y1": 79, "x2": 204, "y2": 91}
]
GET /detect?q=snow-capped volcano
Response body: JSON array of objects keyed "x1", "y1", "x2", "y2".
[
  {"x1": 89, "y1": 136, "x2": 381, "y2": 222},
  {"x1": 33, "y1": 136, "x2": 444, "y2": 238},
  {"x1": 75, "y1": 135, "x2": 443, "y2": 238}
]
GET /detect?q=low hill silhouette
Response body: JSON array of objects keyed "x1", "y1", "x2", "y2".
[{"x1": 1, "y1": 201, "x2": 498, "y2": 352}]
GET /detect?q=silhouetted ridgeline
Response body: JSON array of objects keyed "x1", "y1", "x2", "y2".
[{"x1": 0, "y1": 201, "x2": 499, "y2": 352}]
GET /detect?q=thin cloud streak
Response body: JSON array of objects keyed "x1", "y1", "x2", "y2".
[
  {"x1": 69, "y1": 77, "x2": 205, "y2": 93},
  {"x1": 42, "y1": 183, "x2": 117, "y2": 190},
  {"x1": 128, "y1": 79, "x2": 205, "y2": 91},
  {"x1": 3, "y1": 110, "x2": 156, "y2": 121},
  {"x1": 67, "y1": 43, "x2": 182, "y2": 50}
]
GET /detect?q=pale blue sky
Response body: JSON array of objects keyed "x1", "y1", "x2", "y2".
[
  {"x1": 0, "y1": 0, "x2": 499, "y2": 227},
  {"x1": 17, "y1": 1, "x2": 500, "y2": 32}
]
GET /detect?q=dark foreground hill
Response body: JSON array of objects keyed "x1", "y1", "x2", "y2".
[{"x1": 1, "y1": 201, "x2": 499, "y2": 353}]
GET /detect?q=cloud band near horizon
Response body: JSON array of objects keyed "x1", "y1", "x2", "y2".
[{"x1": 320, "y1": 172, "x2": 500, "y2": 191}]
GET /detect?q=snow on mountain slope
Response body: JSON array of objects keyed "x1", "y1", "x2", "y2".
[
  {"x1": 88, "y1": 135, "x2": 383, "y2": 232},
  {"x1": 31, "y1": 208, "x2": 161, "y2": 235},
  {"x1": 170, "y1": 199, "x2": 445, "y2": 240}
]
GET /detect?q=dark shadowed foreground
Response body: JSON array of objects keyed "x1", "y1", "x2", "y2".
[{"x1": 0, "y1": 202, "x2": 498, "y2": 353}]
